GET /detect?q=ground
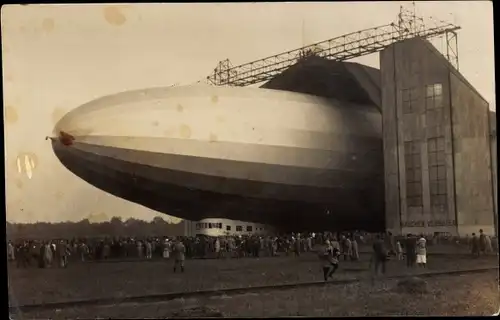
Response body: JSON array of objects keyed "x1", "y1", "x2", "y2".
[{"x1": 8, "y1": 251, "x2": 499, "y2": 318}]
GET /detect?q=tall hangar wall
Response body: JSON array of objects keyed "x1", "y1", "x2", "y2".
[
  {"x1": 489, "y1": 110, "x2": 497, "y2": 235},
  {"x1": 381, "y1": 37, "x2": 496, "y2": 236}
]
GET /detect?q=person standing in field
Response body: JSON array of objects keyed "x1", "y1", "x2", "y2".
[
  {"x1": 102, "y1": 241, "x2": 110, "y2": 260},
  {"x1": 57, "y1": 240, "x2": 69, "y2": 268},
  {"x1": 479, "y1": 229, "x2": 487, "y2": 255},
  {"x1": 137, "y1": 240, "x2": 144, "y2": 259},
  {"x1": 331, "y1": 237, "x2": 341, "y2": 253},
  {"x1": 173, "y1": 238, "x2": 186, "y2": 273},
  {"x1": 7, "y1": 241, "x2": 15, "y2": 262},
  {"x1": 344, "y1": 236, "x2": 352, "y2": 261},
  {"x1": 471, "y1": 233, "x2": 480, "y2": 257},
  {"x1": 396, "y1": 241, "x2": 403, "y2": 261},
  {"x1": 145, "y1": 240, "x2": 152, "y2": 259},
  {"x1": 351, "y1": 237, "x2": 359, "y2": 261},
  {"x1": 405, "y1": 234, "x2": 417, "y2": 268},
  {"x1": 272, "y1": 237, "x2": 278, "y2": 257},
  {"x1": 38, "y1": 242, "x2": 46, "y2": 269},
  {"x1": 416, "y1": 235, "x2": 427, "y2": 268},
  {"x1": 163, "y1": 239, "x2": 170, "y2": 259},
  {"x1": 370, "y1": 234, "x2": 387, "y2": 276},
  {"x1": 80, "y1": 242, "x2": 89, "y2": 262},
  {"x1": 44, "y1": 241, "x2": 53, "y2": 267},
  {"x1": 294, "y1": 235, "x2": 301, "y2": 257},
  {"x1": 485, "y1": 234, "x2": 493, "y2": 254},
  {"x1": 214, "y1": 237, "x2": 221, "y2": 259}
]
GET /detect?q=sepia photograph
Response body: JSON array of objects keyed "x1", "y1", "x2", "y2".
[{"x1": 4, "y1": 1, "x2": 498, "y2": 318}]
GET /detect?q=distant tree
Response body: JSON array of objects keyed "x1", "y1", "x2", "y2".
[
  {"x1": 125, "y1": 217, "x2": 137, "y2": 225},
  {"x1": 153, "y1": 216, "x2": 165, "y2": 224},
  {"x1": 6, "y1": 216, "x2": 186, "y2": 241},
  {"x1": 110, "y1": 216, "x2": 123, "y2": 224}
]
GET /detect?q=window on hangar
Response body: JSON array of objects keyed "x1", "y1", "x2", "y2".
[
  {"x1": 428, "y1": 136, "x2": 448, "y2": 213},
  {"x1": 405, "y1": 140, "x2": 423, "y2": 209},
  {"x1": 425, "y1": 84, "x2": 443, "y2": 110},
  {"x1": 402, "y1": 87, "x2": 419, "y2": 114}
]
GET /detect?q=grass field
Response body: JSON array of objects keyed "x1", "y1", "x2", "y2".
[
  {"x1": 8, "y1": 253, "x2": 498, "y2": 318},
  {"x1": 18, "y1": 271, "x2": 498, "y2": 318}
]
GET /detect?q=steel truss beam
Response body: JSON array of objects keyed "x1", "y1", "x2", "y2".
[{"x1": 206, "y1": 6, "x2": 461, "y2": 87}]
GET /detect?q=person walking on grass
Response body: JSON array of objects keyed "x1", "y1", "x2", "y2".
[
  {"x1": 320, "y1": 240, "x2": 340, "y2": 281},
  {"x1": 320, "y1": 240, "x2": 333, "y2": 281}
]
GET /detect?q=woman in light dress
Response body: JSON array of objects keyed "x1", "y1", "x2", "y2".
[
  {"x1": 163, "y1": 239, "x2": 171, "y2": 259},
  {"x1": 214, "y1": 237, "x2": 221, "y2": 258},
  {"x1": 396, "y1": 241, "x2": 403, "y2": 260},
  {"x1": 351, "y1": 238, "x2": 360, "y2": 261},
  {"x1": 44, "y1": 241, "x2": 53, "y2": 267},
  {"x1": 145, "y1": 241, "x2": 153, "y2": 259},
  {"x1": 7, "y1": 241, "x2": 15, "y2": 262},
  {"x1": 416, "y1": 235, "x2": 427, "y2": 268}
]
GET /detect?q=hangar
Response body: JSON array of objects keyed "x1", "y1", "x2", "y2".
[{"x1": 204, "y1": 6, "x2": 497, "y2": 236}]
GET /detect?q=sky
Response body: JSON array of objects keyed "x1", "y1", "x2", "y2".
[{"x1": 2, "y1": 2, "x2": 495, "y2": 223}]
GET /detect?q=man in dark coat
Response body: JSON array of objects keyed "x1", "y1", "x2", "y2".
[
  {"x1": 405, "y1": 234, "x2": 417, "y2": 268},
  {"x1": 471, "y1": 233, "x2": 480, "y2": 257},
  {"x1": 173, "y1": 238, "x2": 186, "y2": 273},
  {"x1": 38, "y1": 242, "x2": 46, "y2": 268},
  {"x1": 479, "y1": 229, "x2": 487, "y2": 255},
  {"x1": 371, "y1": 235, "x2": 387, "y2": 275}
]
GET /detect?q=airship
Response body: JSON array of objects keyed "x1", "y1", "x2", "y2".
[{"x1": 51, "y1": 83, "x2": 384, "y2": 232}]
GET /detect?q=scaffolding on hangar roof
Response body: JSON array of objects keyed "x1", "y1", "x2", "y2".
[{"x1": 206, "y1": 3, "x2": 461, "y2": 87}]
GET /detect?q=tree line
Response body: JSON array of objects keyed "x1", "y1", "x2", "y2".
[{"x1": 6, "y1": 216, "x2": 185, "y2": 240}]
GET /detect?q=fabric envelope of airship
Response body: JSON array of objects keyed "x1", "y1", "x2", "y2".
[{"x1": 50, "y1": 85, "x2": 385, "y2": 231}]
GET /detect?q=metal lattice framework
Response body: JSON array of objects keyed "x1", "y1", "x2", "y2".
[{"x1": 206, "y1": 5, "x2": 460, "y2": 87}]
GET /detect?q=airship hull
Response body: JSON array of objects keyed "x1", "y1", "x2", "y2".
[{"x1": 52, "y1": 85, "x2": 385, "y2": 231}]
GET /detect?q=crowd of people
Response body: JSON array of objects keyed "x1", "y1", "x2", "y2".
[
  {"x1": 7, "y1": 230, "x2": 496, "y2": 275},
  {"x1": 319, "y1": 229, "x2": 496, "y2": 281},
  {"x1": 6, "y1": 232, "x2": 368, "y2": 269}
]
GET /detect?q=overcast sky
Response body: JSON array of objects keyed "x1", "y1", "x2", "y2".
[{"x1": 2, "y1": 2, "x2": 495, "y2": 223}]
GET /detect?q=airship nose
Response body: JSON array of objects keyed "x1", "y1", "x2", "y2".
[
  {"x1": 58, "y1": 130, "x2": 76, "y2": 146},
  {"x1": 48, "y1": 130, "x2": 75, "y2": 146}
]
